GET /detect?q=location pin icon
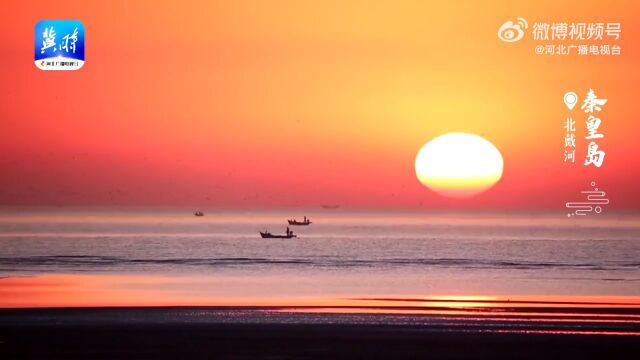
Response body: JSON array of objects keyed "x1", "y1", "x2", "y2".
[{"x1": 564, "y1": 92, "x2": 578, "y2": 110}]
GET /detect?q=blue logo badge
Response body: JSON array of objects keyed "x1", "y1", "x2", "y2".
[{"x1": 35, "y1": 20, "x2": 85, "y2": 71}]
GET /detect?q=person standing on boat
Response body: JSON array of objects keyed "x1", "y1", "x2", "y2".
[{"x1": 286, "y1": 227, "x2": 290, "y2": 236}]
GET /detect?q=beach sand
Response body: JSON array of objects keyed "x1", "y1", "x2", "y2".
[{"x1": 1, "y1": 306, "x2": 639, "y2": 359}]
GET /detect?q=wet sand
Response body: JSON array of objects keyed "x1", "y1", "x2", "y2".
[{"x1": 1, "y1": 306, "x2": 639, "y2": 359}]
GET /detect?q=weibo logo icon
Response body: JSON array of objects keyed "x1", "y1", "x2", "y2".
[{"x1": 498, "y1": 18, "x2": 528, "y2": 43}]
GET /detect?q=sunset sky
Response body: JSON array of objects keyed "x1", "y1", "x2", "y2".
[{"x1": 1, "y1": 0, "x2": 639, "y2": 208}]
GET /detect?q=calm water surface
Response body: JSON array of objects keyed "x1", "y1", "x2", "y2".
[{"x1": 0, "y1": 208, "x2": 639, "y2": 307}]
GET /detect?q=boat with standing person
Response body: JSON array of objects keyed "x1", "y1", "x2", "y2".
[
  {"x1": 288, "y1": 216, "x2": 311, "y2": 225},
  {"x1": 260, "y1": 227, "x2": 297, "y2": 239}
]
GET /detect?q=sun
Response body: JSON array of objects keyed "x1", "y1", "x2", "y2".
[{"x1": 415, "y1": 133, "x2": 503, "y2": 198}]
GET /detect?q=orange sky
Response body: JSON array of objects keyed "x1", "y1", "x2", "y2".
[{"x1": 1, "y1": 1, "x2": 639, "y2": 208}]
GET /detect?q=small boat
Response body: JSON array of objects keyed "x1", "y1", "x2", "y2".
[
  {"x1": 194, "y1": 211, "x2": 204, "y2": 216},
  {"x1": 261, "y1": 227, "x2": 296, "y2": 238},
  {"x1": 288, "y1": 216, "x2": 312, "y2": 225},
  {"x1": 321, "y1": 205, "x2": 340, "y2": 209},
  {"x1": 260, "y1": 231, "x2": 297, "y2": 239}
]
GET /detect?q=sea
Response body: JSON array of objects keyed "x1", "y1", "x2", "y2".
[{"x1": 0, "y1": 208, "x2": 639, "y2": 307}]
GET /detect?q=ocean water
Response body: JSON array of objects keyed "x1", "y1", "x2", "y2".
[{"x1": 0, "y1": 208, "x2": 639, "y2": 304}]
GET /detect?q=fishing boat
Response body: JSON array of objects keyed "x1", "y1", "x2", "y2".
[
  {"x1": 321, "y1": 205, "x2": 340, "y2": 209},
  {"x1": 288, "y1": 216, "x2": 312, "y2": 225},
  {"x1": 260, "y1": 227, "x2": 297, "y2": 239},
  {"x1": 194, "y1": 211, "x2": 204, "y2": 216},
  {"x1": 260, "y1": 231, "x2": 297, "y2": 239}
]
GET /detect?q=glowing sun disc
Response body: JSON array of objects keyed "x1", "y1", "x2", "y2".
[{"x1": 415, "y1": 133, "x2": 503, "y2": 198}]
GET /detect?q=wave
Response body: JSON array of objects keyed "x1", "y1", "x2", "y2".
[{"x1": 0, "y1": 255, "x2": 638, "y2": 271}]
